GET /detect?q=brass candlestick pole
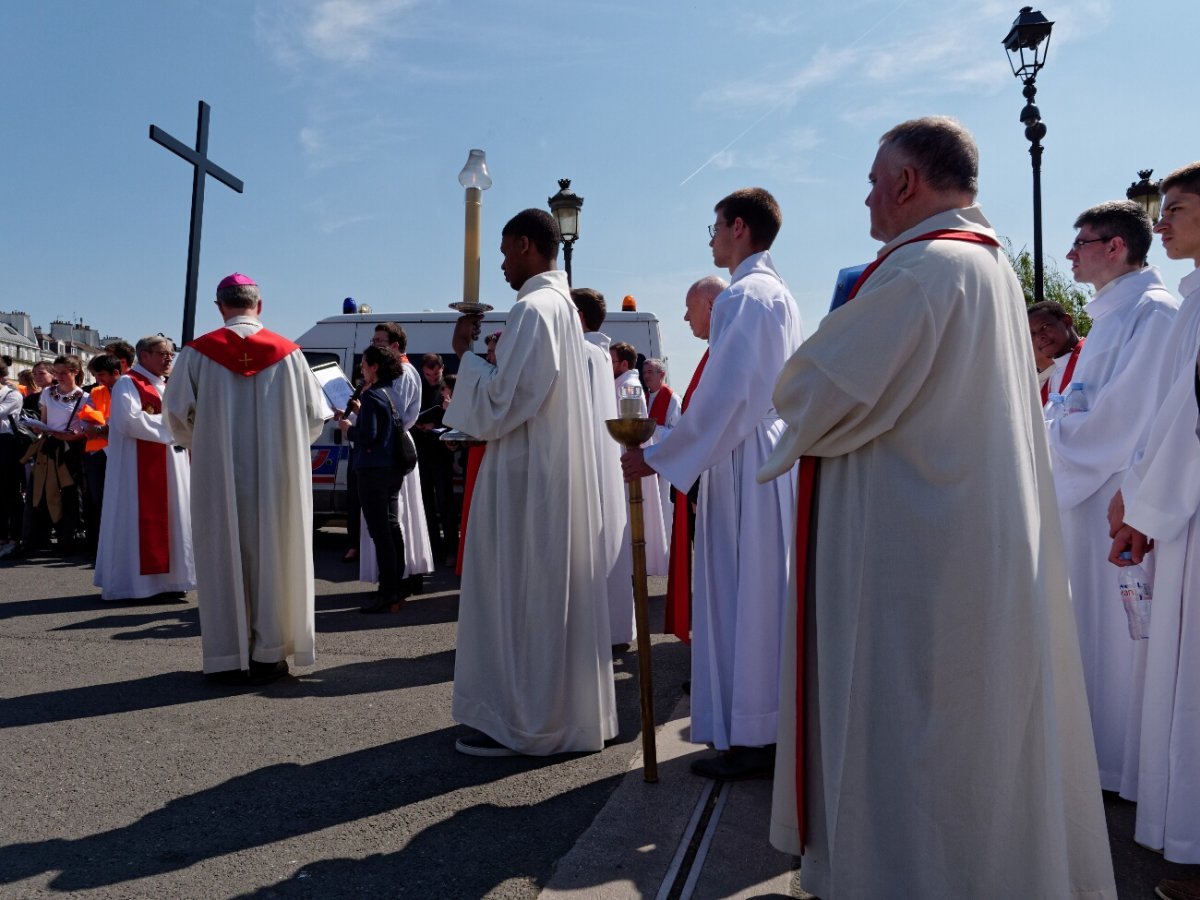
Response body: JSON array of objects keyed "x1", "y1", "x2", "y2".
[{"x1": 605, "y1": 416, "x2": 659, "y2": 783}]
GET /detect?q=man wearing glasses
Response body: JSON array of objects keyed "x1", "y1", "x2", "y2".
[
  {"x1": 1046, "y1": 200, "x2": 1178, "y2": 797},
  {"x1": 94, "y1": 335, "x2": 196, "y2": 603},
  {"x1": 622, "y1": 187, "x2": 804, "y2": 780}
]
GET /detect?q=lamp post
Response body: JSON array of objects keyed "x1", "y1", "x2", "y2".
[
  {"x1": 548, "y1": 179, "x2": 584, "y2": 287},
  {"x1": 458, "y1": 150, "x2": 493, "y2": 307},
  {"x1": 1003, "y1": 6, "x2": 1054, "y2": 304},
  {"x1": 1127, "y1": 169, "x2": 1163, "y2": 223}
]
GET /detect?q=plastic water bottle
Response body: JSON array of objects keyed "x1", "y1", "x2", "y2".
[
  {"x1": 1046, "y1": 392, "x2": 1066, "y2": 423},
  {"x1": 1117, "y1": 552, "x2": 1151, "y2": 640},
  {"x1": 1063, "y1": 382, "x2": 1088, "y2": 415}
]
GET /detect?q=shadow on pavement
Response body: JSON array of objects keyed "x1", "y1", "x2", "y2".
[
  {"x1": 0, "y1": 725, "x2": 590, "y2": 893},
  {"x1": 0, "y1": 651, "x2": 458, "y2": 729}
]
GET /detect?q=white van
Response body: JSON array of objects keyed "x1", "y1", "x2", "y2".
[{"x1": 296, "y1": 309, "x2": 666, "y2": 521}]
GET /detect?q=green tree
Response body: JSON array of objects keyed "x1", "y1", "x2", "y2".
[{"x1": 1002, "y1": 238, "x2": 1092, "y2": 336}]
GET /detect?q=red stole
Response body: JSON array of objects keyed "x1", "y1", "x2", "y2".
[
  {"x1": 127, "y1": 371, "x2": 171, "y2": 576},
  {"x1": 455, "y1": 443, "x2": 486, "y2": 577},
  {"x1": 648, "y1": 386, "x2": 675, "y2": 426},
  {"x1": 189, "y1": 326, "x2": 299, "y2": 376},
  {"x1": 663, "y1": 351, "x2": 710, "y2": 642},
  {"x1": 1039, "y1": 339, "x2": 1085, "y2": 405},
  {"x1": 790, "y1": 227, "x2": 1001, "y2": 848}
]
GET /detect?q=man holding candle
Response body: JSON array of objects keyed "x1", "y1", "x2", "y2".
[
  {"x1": 445, "y1": 209, "x2": 616, "y2": 757},
  {"x1": 621, "y1": 187, "x2": 803, "y2": 780}
]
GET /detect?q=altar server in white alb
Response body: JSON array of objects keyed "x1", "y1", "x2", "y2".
[
  {"x1": 94, "y1": 335, "x2": 196, "y2": 602},
  {"x1": 571, "y1": 288, "x2": 634, "y2": 648},
  {"x1": 611, "y1": 340, "x2": 668, "y2": 581},
  {"x1": 1047, "y1": 200, "x2": 1178, "y2": 794},
  {"x1": 623, "y1": 187, "x2": 803, "y2": 780},
  {"x1": 758, "y1": 117, "x2": 1115, "y2": 899},
  {"x1": 445, "y1": 209, "x2": 616, "y2": 758},
  {"x1": 1110, "y1": 161, "x2": 1200, "y2": 869},
  {"x1": 165, "y1": 274, "x2": 329, "y2": 686}
]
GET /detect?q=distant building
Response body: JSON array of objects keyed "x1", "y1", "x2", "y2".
[{"x1": 0, "y1": 311, "x2": 117, "y2": 379}]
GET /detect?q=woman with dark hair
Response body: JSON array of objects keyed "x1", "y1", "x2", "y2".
[{"x1": 340, "y1": 344, "x2": 409, "y2": 613}]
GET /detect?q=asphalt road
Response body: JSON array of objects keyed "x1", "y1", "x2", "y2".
[{"x1": 0, "y1": 530, "x2": 689, "y2": 898}]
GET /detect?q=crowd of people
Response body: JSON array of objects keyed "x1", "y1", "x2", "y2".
[{"x1": 6, "y1": 112, "x2": 1200, "y2": 898}]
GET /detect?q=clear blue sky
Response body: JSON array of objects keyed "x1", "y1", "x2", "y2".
[{"x1": 2, "y1": 0, "x2": 1196, "y2": 386}]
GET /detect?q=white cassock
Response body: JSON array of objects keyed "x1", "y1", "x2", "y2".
[
  {"x1": 759, "y1": 206, "x2": 1115, "y2": 899},
  {"x1": 1121, "y1": 266, "x2": 1200, "y2": 863},
  {"x1": 582, "y1": 339, "x2": 633, "y2": 644},
  {"x1": 614, "y1": 369, "x2": 668, "y2": 578},
  {"x1": 444, "y1": 270, "x2": 616, "y2": 755},
  {"x1": 646, "y1": 386, "x2": 682, "y2": 543},
  {"x1": 644, "y1": 250, "x2": 802, "y2": 750},
  {"x1": 164, "y1": 316, "x2": 329, "y2": 672},
  {"x1": 1045, "y1": 267, "x2": 1178, "y2": 793},
  {"x1": 93, "y1": 364, "x2": 196, "y2": 600},
  {"x1": 359, "y1": 361, "x2": 435, "y2": 583}
]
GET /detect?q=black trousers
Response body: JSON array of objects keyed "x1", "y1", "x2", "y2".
[
  {"x1": 81, "y1": 449, "x2": 107, "y2": 553},
  {"x1": 357, "y1": 466, "x2": 407, "y2": 599},
  {"x1": 0, "y1": 434, "x2": 23, "y2": 542}
]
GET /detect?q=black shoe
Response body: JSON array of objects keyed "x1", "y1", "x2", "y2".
[
  {"x1": 360, "y1": 597, "x2": 405, "y2": 614},
  {"x1": 681, "y1": 679, "x2": 691, "y2": 695},
  {"x1": 454, "y1": 730, "x2": 519, "y2": 757},
  {"x1": 247, "y1": 660, "x2": 289, "y2": 685},
  {"x1": 611, "y1": 642, "x2": 632, "y2": 654},
  {"x1": 689, "y1": 745, "x2": 776, "y2": 781},
  {"x1": 403, "y1": 574, "x2": 423, "y2": 596}
]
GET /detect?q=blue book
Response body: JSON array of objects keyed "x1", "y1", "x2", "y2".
[{"x1": 828, "y1": 263, "x2": 870, "y2": 312}]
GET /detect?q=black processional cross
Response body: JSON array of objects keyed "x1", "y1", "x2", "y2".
[{"x1": 149, "y1": 100, "x2": 244, "y2": 345}]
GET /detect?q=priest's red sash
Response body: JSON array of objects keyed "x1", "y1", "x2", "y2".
[
  {"x1": 648, "y1": 385, "x2": 675, "y2": 427},
  {"x1": 791, "y1": 228, "x2": 1001, "y2": 848},
  {"x1": 1039, "y1": 339, "x2": 1085, "y2": 405},
  {"x1": 189, "y1": 327, "x2": 299, "y2": 376},
  {"x1": 127, "y1": 370, "x2": 171, "y2": 576},
  {"x1": 663, "y1": 350, "x2": 709, "y2": 643}
]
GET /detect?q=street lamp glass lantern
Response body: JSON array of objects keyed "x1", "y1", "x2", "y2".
[
  {"x1": 548, "y1": 178, "x2": 584, "y2": 243},
  {"x1": 1003, "y1": 6, "x2": 1054, "y2": 79},
  {"x1": 458, "y1": 149, "x2": 492, "y2": 190},
  {"x1": 1127, "y1": 169, "x2": 1163, "y2": 222}
]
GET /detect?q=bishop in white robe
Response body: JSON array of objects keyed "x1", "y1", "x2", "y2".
[
  {"x1": 94, "y1": 360, "x2": 196, "y2": 601},
  {"x1": 760, "y1": 195, "x2": 1114, "y2": 895},
  {"x1": 638, "y1": 250, "x2": 803, "y2": 753},
  {"x1": 164, "y1": 279, "x2": 329, "y2": 678},
  {"x1": 1045, "y1": 265, "x2": 1178, "y2": 792},
  {"x1": 444, "y1": 265, "x2": 616, "y2": 755}
]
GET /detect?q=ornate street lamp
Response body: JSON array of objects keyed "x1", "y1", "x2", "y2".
[
  {"x1": 1126, "y1": 169, "x2": 1163, "y2": 223},
  {"x1": 548, "y1": 178, "x2": 584, "y2": 287},
  {"x1": 1003, "y1": 6, "x2": 1054, "y2": 303}
]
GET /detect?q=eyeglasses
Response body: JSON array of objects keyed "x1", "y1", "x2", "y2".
[
  {"x1": 1070, "y1": 236, "x2": 1111, "y2": 251},
  {"x1": 707, "y1": 223, "x2": 720, "y2": 238},
  {"x1": 151, "y1": 349, "x2": 175, "y2": 358}
]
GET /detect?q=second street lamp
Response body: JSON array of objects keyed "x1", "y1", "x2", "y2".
[
  {"x1": 1003, "y1": 6, "x2": 1054, "y2": 304},
  {"x1": 1127, "y1": 169, "x2": 1163, "y2": 222},
  {"x1": 548, "y1": 178, "x2": 584, "y2": 287}
]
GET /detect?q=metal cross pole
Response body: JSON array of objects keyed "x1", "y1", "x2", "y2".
[
  {"x1": 149, "y1": 100, "x2": 244, "y2": 345},
  {"x1": 605, "y1": 416, "x2": 659, "y2": 783}
]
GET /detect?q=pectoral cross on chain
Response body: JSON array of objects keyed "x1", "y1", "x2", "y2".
[{"x1": 150, "y1": 100, "x2": 244, "y2": 346}]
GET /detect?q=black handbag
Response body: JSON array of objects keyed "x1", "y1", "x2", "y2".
[{"x1": 382, "y1": 390, "x2": 418, "y2": 476}]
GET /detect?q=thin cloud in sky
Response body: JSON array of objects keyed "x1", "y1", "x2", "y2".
[{"x1": 254, "y1": 0, "x2": 423, "y2": 68}]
